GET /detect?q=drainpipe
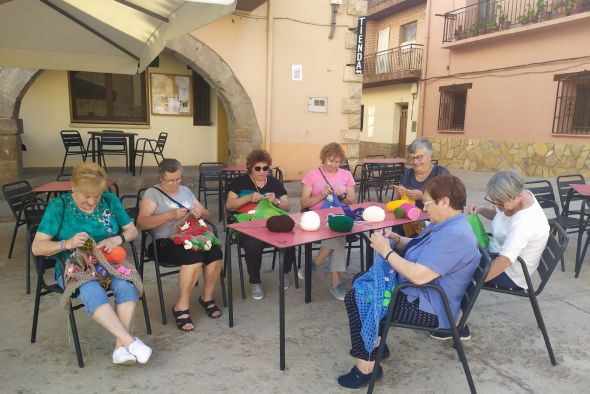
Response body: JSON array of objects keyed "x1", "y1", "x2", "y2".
[
  {"x1": 418, "y1": 0, "x2": 433, "y2": 137},
  {"x1": 265, "y1": 0, "x2": 273, "y2": 152}
]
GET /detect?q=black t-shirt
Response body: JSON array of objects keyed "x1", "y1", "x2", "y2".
[{"x1": 228, "y1": 174, "x2": 287, "y2": 199}]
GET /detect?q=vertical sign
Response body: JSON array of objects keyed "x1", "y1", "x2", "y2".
[
  {"x1": 355, "y1": 16, "x2": 367, "y2": 75},
  {"x1": 292, "y1": 64, "x2": 303, "y2": 81}
]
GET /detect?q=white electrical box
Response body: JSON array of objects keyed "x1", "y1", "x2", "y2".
[
  {"x1": 330, "y1": 0, "x2": 342, "y2": 4},
  {"x1": 308, "y1": 97, "x2": 328, "y2": 113}
]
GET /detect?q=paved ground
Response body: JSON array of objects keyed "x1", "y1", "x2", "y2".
[{"x1": 0, "y1": 167, "x2": 589, "y2": 394}]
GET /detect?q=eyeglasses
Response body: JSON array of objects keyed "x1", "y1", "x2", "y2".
[
  {"x1": 423, "y1": 199, "x2": 439, "y2": 208},
  {"x1": 407, "y1": 154, "x2": 425, "y2": 163},
  {"x1": 162, "y1": 177, "x2": 182, "y2": 184},
  {"x1": 253, "y1": 165, "x2": 270, "y2": 172},
  {"x1": 484, "y1": 196, "x2": 504, "y2": 207}
]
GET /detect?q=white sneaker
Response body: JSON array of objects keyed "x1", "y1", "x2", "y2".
[
  {"x1": 251, "y1": 284, "x2": 264, "y2": 300},
  {"x1": 283, "y1": 273, "x2": 291, "y2": 290},
  {"x1": 112, "y1": 347, "x2": 136, "y2": 365},
  {"x1": 128, "y1": 337, "x2": 152, "y2": 364},
  {"x1": 297, "y1": 264, "x2": 317, "y2": 281}
]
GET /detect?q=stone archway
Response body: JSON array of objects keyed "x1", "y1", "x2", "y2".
[
  {"x1": 0, "y1": 35, "x2": 260, "y2": 183},
  {"x1": 166, "y1": 34, "x2": 261, "y2": 166}
]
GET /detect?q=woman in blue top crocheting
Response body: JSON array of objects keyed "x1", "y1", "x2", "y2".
[
  {"x1": 337, "y1": 174, "x2": 480, "y2": 389},
  {"x1": 32, "y1": 163, "x2": 152, "y2": 365}
]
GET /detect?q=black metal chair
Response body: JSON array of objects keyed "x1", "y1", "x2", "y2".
[
  {"x1": 59, "y1": 130, "x2": 97, "y2": 176},
  {"x1": 134, "y1": 132, "x2": 168, "y2": 175},
  {"x1": 359, "y1": 162, "x2": 405, "y2": 202},
  {"x1": 22, "y1": 201, "x2": 47, "y2": 294},
  {"x1": 2, "y1": 180, "x2": 41, "y2": 259},
  {"x1": 98, "y1": 130, "x2": 128, "y2": 171},
  {"x1": 556, "y1": 174, "x2": 586, "y2": 218},
  {"x1": 198, "y1": 162, "x2": 225, "y2": 210},
  {"x1": 483, "y1": 222, "x2": 568, "y2": 366},
  {"x1": 139, "y1": 219, "x2": 227, "y2": 325},
  {"x1": 368, "y1": 246, "x2": 492, "y2": 394},
  {"x1": 29, "y1": 225, "x2": 152, "y2": 368}
]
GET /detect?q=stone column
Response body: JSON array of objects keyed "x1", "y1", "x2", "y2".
[{"x1": 0, "y1": 117, "x2": 23, "y2": 183}]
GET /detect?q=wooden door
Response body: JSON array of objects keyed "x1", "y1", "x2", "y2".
[
  {"x1": 398, "y1": 105, "x2": 408, "y2": 157},
  {"x1": 217, "y1": 97, "x2": 228, "y2": 164}
]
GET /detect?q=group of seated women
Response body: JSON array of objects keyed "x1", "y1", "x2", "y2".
[{"x1": 31, "y1": 138, "x2": 549, "y2": 378}]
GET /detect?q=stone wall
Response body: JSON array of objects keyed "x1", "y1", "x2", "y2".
[
  {"x1": 359, "y1": 141, "x2": 398, "y2": 158},
  {"x1": 431, "y1": 136, "x2": 590, "y2": 178}
]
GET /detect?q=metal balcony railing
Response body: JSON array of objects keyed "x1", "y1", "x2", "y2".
[
  {"x1": 442, "y1": 0, "x2": 590, "y2": 43},
  {"x1": 368, "y1": 0, "x2": 391, "y2": 9},
  {"x1": 363, "y1": 44, "x2": 423, "y2": 79}
]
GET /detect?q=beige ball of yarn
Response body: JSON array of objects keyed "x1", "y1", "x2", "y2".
[
  {"x1": 362, "y1": 206, "x2": 386, "y2": 222},
  {"x1": 300, "y1": 211, "x2": 321, "y2": 231}
]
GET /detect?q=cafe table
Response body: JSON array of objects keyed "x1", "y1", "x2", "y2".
[
  {"x1": 87, "y1": 131, "x2": 138, "y2": 176},
  {"x1": 570, "y1": 183, "x2": 590, "y2": 277},
  {"x1": 226, "y1": 202, "x2": 428, "y2": 370}
]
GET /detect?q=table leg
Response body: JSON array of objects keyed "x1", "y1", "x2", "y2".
[
  {"x1": 304, "y1": 243, "x2": 312, "y2": 303},
  {"x1": 365, "y1": 231, "x2": 374, "y2": 270},
  {"x1": 279, "y1": 248, "x2": 286, "y2": 370},
  {"x1": 575, "y1": 199, "x2": 588, "y2": 278},
  {"x1": 226, "y1": 232, "x2": 234, "y2": 327},
  {"x1": 91, "y1": 136, "x2": 97, "y2": 163},
  {"x1": 129, "y1": 136, "x2": 136, "y2": 176}
]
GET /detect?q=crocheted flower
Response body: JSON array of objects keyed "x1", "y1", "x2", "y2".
[{"x1": 172, "y1": 234, "x2": 191, "y2": 245}]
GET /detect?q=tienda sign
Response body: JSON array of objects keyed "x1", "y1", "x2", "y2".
[{"x1": 355, "y1": 16, "x2": 366, "y2": 74}]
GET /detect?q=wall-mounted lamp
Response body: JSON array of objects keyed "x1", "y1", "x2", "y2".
[{"x1": 329, "y1": 0, "x2": 342, "y2": 39}]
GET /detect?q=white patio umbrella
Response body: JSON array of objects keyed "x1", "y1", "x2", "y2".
[{"x1": 0, "y1": 0, "x2": 235, "y2": 74}]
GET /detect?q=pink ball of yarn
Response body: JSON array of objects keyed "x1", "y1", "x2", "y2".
[{"x1": 400, "y1": 203, "x2": 421, "y2": 220}]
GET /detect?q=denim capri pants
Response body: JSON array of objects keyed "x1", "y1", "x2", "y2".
[{"x1": 78, "y1": 277, "x2": 139, "y2": 315}]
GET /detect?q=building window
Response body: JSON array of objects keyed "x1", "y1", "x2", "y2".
[
  {"x1": 68, "y1": 71, "x2": 148, "y2": 124},
  {"x1": 193, "y1": 71, "x2": 212, "y2": 126},
  {"x1": 360, "y1": 104, "x2": 365, "y2": 131},
  {"x1": 437, "y1": 83, "x2": 472, "y2": 131},
  {"x1": 553, "y1": 72, "x2": 590, "y2": 135},
  {"x1": 400, "y1": 21, "x2": 417, "y2": 45}
]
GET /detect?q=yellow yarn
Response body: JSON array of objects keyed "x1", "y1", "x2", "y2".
[{"x1": 385, "y1": 191, "x2": 416, "y2": 212}]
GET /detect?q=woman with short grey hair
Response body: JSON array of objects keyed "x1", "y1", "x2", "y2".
[
  {"x1": 407, "y1": 137, "x2": 433, "y2": 155},
  {"x1": 468, "y1": 168, "x2": 549, "y2": 291}
]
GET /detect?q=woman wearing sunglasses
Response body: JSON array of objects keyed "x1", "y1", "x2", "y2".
[
  {"x1": 468, "y1": 168, "x2": 549, "y2": 290},
  {"x1": 394, "y1": 137, "x2": 449, "y2": 210},
  {"x1": 226, "y1": 149, "x2": 295, "y2": 300}
]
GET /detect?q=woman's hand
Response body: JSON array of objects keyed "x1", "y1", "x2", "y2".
[
  {"x1": 190, "y1": 206, "x2": 203, "y2": 218},
  {"x1": 170, "y1": 208, "x2": 188, "y2": 220},
  {"x1": 405, "y1": 188, "x2": 423, "y2": 201},
  {"x1": 264, "y1": 192, "x2": 276, "y2": 203},
  {"x1": 97, "y1": 236, "x2": 120, "y2": 253},
  {"x1": 250, "y1": 192, "x2": 264, "y2": 203},
  {"x1": 320, "y1": 186, "x2": 331, "y2": 199},
  {"x1": 370, "y1": 232, "x2": 394, "y2": 258},
  {"x1": 67, "y1": 232, "x2": 90, "y2": 249},
  {"x1": 394, "y1": 185, "x2": 407, "y2": 197}
]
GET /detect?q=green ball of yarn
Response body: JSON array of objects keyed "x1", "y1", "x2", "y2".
[
  {"x1": 393, "y1": 207, "x2": 405, "y2": 218},
  {"x1": 328, "y1": 215, "x2": 354, "y2": 233}
]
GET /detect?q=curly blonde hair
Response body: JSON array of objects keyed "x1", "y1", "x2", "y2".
[{"x1": 71, "y1": 162, "x2": 107, "y2": 194}]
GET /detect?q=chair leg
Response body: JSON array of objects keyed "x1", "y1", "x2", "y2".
[
  {"x1": 528, "y1": 291, "x2": 557, "y2": 365},
  {"x1": 8, "y1": 220, "x2": 19, "y2": 258},
  {"x1": 25, "y1": 227, "x2": 32, "y2": 294},
  {"x1": 140, "y1": 294, "x2": 152, "y2": 335},
  {"x1": 293, "y1": 257, "x2": 299, "y2": 289},
  {"x1": 154, "y1": 262, "x2": 167, "y2": 325},
  {"x1": 452, "y1": 328, "x2": 477, "y2": 394},
  {"x1": 139, "y1": 152, "x2": 145, "y2": 175},
  {"x1": 220, "y1": 268, "x2": 228, "y2": 308},
  {"x1": 576, "y1": 231, "x2": 590, "y2": 278},
  {"x1": 69, "y1": 307, "x2": 84, "y2": 368},
  {"x1": 237, "y1": 245, "x2": 246, "y2": 300},
  {"x1": 360, "y1": 239, "x2": 365, "y2": 272},
  {"x1": 367, "y1": 301, "x2": 396, "y2": 394},
  {"x1": 31, "y1": 275, "x2": 43, "y2": 343},
  {"x1": 60, "y1": 153, "x2": 68, "y2": 177}
]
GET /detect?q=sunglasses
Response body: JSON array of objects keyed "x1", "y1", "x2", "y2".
[
  {"x1": 253, "y1": 165, "x2": 270, "y2": 172},
  {"x1": 484, "y1": 196, "x2": 504, "y2": 207}
]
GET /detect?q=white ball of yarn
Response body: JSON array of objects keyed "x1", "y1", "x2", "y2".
[
  {"x1": 300, "y1": 211, "x2": 321, "y2": 231},
  {"x1": 362, "y1": 206, "x2": 386, "y2": 222}
]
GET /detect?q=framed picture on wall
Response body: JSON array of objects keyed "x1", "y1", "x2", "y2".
[{"x1": 150, "y1": 73, "x2": 192, "y2": 116}]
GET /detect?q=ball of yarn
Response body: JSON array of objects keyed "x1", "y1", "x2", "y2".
[
  {"x1": 393, "y1": 207, "x2": 405, "y2": 218},
  {"x1": 386, "y1": 200, "x2": 406, "y2": 212},
  {"x1": 328, "y1": 215, "x2": 354, "y2": 233},
  {"x1": 266, "y1": 215, "x2": 295, "y2": 232},
  {"x1": 103, "y1": 246, "x2": 126, "y2": 264},
  {"x1": 400, "y1": 203, "x2": 421, "y2": 220},
  {"x1": 300, "y1": 211, "x2": 321, "y2": 231},
  {"x1": 362, "y1": 206, "x2": 386, "y2": 222}
]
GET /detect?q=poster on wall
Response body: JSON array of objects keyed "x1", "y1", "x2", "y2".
[{"x1": 150, "y1": 73, "x2": 192, "y2": 116}]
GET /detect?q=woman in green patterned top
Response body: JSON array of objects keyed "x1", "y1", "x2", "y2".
[{"x1": 32, "y1": 163, "x2": 152, "y2": 365}]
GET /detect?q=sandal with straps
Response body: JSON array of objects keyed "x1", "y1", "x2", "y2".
[
  {"x1": 171, "y1": 306, "x2": 194, "y2": 331},
  {"x1": 198, "y1": 297, "x2": 222, "y2": 319}
]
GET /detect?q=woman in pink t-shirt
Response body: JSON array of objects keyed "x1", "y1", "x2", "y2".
[{"x1": 299, "y1": 142, "x2": 356, "y2": 300}]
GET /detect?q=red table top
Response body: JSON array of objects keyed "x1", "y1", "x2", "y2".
[
  {"x1": 228, "y1": 202, "x2": 428, "y2": 249},
  {"x1": 360, "y1": 157, "x2": 406, "y2": 165},
  {"x1": 570, "y1": 183, "x2": 590, "y2": 197},
  {"x1": 32, "y1": 179, "x2": 118, "y2": 193}
]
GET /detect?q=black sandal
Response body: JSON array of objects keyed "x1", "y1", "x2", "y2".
[
  {"x1": 171, "y1": 306, "x2": 194, "y2": 331},
  {"x1": 198, "y1": 297, "x2": 222, "y2": 319}
]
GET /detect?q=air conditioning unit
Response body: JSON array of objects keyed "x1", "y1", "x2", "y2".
[{"x1": 308, "y1": 97, "x2": 328, "y2": 113}]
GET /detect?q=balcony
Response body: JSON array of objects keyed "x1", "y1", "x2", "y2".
[
  {"x1": 368, "y1": 0, "x2": 426, "y2": 19},
  {"x1": 442, "y1": 0, "x2": 590, "y2": 43},
  {"x1": 363, "y1": 44, "x2": 423, "y2": 87},
  {"x1": 235, "y1": 0, "x2": 267, "y2": 12}
]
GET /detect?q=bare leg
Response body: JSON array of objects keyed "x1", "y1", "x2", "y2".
[
  {"x1": 201, "y1": 260, "x2": 222, "y2": 317},
  {"x1": 114, "y1": 301, "x2": 136, "y2": 348},
  {"x1": 331, "y1": 271, "x2": 341, "y2": 286},
  {"x1": 355, "y1": 358, "x2": 375, "y2": 374},
  {"x1": 174, "y1": 263, "x2": 202, "y2": 330},
  {"x1": 91, "y1": 304, "x2": 135, "y2": 348},
  {"x1": 315, "y1": 246, "x2": 333, "y2": 266}
]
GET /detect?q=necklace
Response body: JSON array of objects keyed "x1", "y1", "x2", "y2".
[{"x1": 249, "y1": 174, "x2": 267, "y2": 193}]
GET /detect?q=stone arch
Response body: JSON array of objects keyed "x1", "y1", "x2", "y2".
[
  {"x1": 165, "y1": 34, "x2": 262, "y2": 165},
  {"x1": 0, "y1": 35, "x2": 260, "y2": 182}
]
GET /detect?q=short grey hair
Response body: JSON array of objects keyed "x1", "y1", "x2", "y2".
[
  {"x1": 158, "y1": 158, "x2": 182, "y2": 177},
  {"x1": 486, "y1": 169, "x2": 525, "y2": 202},
  {"x1": 407, "y1": 137, "x2": 433, "y2": 155}
]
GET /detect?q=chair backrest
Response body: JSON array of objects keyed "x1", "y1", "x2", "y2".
[
  {"x1": 271, "y1": 167, "x2": 284, "y2": 183},
  {"x1": 155, "y1": 132, "x2": 168, "y2": 152},
  {"x1": 376, "y1": 162, "x2": 405, "y2": 185},
  {"x1": 221, "y1": 170, "x2": 245, "y2": 228},
  {"x1": 556, "y1": 174, "x2": 585, "y2": 211},
  {"x1": 525, "y1": 180, "x2": 559, "y2": 216},
  {"x1": 2, "y1": 180, "x2": 34, "y2": 220},
  {"x1": 340, "y1": 158, "x2": 350, "y2": 171},
  {"x1": 120, "y1": 187, "x2": 147, "y2": 224},
  {"x1": 100, "y1": 130, "x2": 126, "y2": 146},
  {"x1": 199, "y1": 162, "x2": 225, "y2": 183},
  {"x1": 28, "y1": 224, "x2": 62, "y2": 291},
  {"x1": 60, "y1": 130, "x2": 84, "y2": 149},
  {"x1": 23, "y1": 201, "x2": 47, "y2": 226},
  {"x1": 533, "y1": 222, "x2": 568, "y2": 295},
  {"x1": 431, "y1": 159, "x2": 439, "y2": 166},
  {"x1": 457, "y1": 247, "x2": 492, "y2": 329}
]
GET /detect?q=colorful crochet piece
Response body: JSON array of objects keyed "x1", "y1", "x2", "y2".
[{"x1": 171, "y1": 215, "x2": 221, "y2": 252}]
